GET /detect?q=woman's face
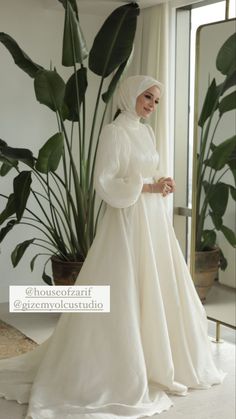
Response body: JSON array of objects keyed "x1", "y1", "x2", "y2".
[{"x1": 135, "y1": 85, "x2": 161, "y2": 118}]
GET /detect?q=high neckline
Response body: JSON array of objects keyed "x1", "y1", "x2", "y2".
[
  {"x1": 119, "y1": 110, "x2": 141, "y2": 127},
  {"x1": 122, "y1": 110, "x2": 140, "y2": 121}
]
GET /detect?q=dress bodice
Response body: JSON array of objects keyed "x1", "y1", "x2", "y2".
[
  {"x1": 94, "y1": 111, "x2": 161, "y2": 208},
  {"x1": 112, "y1": 112, "x2": 159, "y2": 179}
]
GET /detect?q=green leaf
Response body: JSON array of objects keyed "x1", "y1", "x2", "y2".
[
  {"x1": 0, "y1": 32, "x2": 43, "y2": 78},
  {"x1": 57, "y1": 0, "x2": 78, "y2": 18},
  {"x1": 0, "y1": 139, "x2": 7, "y2": 148},
  {"x1": 222, "y1": 69, "x2": 236, "y2": 93},
  {"x1": 201, "y1": 230, "x2": 217, "y2": 250},
  {"x1": 220, "y1": 225, "x2": 236, "y2": 247},
  {"x1": 36, "y1": 133, "x2": 64, "y2": 173},
  {"x1": 62, "y1": 0, "x2": 88, "y2": 66},
  {"x1": 0, "y1": 194, "x2": 16, "y2": 225},
  {"x1": 207, "y1": 135, "x2": 236, "y2": 170},
  {"x1": 34, "y1": 70, "x2": 65, "y2": 112},
  {"x1": 0, "y1": 161, "x2": 17, "y2": 176},
  {"x1": 230, "y1": 185, "x2": 236, "y2": 201},
  {"x1": 30, "y1": 253, "x2": 43, "y2": 272},
  {"x1": 217, "y1": 69, "x2": 236, "y2": 97},
  {"x1": 0, "y1": 220, "x2": 17, "y2": 242},
  {"x1": 203, "y1": 180, "x2": 210, "y2": 194},
  {"x1": 226, "y1": 145, "x2": 236, "y2": 185},
  {"x1": 219, "y1": 91, "x2": 236, "y2": 116},
  {"x1": 11, "y1": 239, "x2": 35, "y2": 267},
  {"x1": 13, "y1": 171, "x2": 32, "y2": 221},
  {"x1": 216, "y1": 32, "x2": 236, "y2": 76},
  {"x1": 102, "y1": 59, "x2": 128, "y2": 103},
  {"x1": 219, "y1": 248, "x2": 227, "y2": 271},
  {"x1": 89, "y1": 3, "x2": 139, "y2": 77},
  {"x1": 209, "y1": 211, "x2": 222, "y2": 230},
  {"x1": 198, "y1": 79, "x2": 219, "y2": 127},
  {"x1": 208, "y1": 182, "x2": 229, "y2": 217},
  {"x1": 0, "y1": 145, "x2": 34, "y2": 168},
  {"x1": 42, "y1": 266, "x2": 53, "y2": 285},
  {"x1": 64, "y1": 67, "x2": 88, "y2": 121}
]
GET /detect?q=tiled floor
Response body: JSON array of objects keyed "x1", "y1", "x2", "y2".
[{"x1": 0, "y1": 302, "x2": 235, "y2": 419}]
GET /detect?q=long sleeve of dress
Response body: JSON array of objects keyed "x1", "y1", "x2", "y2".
[{"x1": 94, "y1": 124, "x2": 143, "y2": 208}]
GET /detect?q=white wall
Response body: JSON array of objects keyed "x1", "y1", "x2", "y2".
[{"x1": 0, "y1": 0, "x2": 110, "y2": 302}]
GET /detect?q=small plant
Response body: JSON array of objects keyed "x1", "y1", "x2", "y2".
[{"x1": 0, "y1": 0, "x2": 139, "y2": 284}]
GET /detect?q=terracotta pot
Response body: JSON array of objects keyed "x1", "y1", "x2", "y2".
[
  {"x1": 51, "y1": 256, "x2": 83, "y2": 286},
  {"x1": 194, "y1": 248, "x2": 220, "y2": 303}
]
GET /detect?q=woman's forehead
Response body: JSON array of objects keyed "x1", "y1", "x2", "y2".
[{"x1": 140, "y1": 85, "x2": 161, "y2": 97}]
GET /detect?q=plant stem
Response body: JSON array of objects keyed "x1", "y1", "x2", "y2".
[{"x1": 87, "y1": 77, "x2": 105, "y2": 183}]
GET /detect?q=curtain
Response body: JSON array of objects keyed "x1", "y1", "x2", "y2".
[{"x1": 117, "y1": 3, "x2": 173, "y2": 213}]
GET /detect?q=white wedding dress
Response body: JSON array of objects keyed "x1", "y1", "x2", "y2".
[{"x1": 0, "y1": 111, "x2": 226, "y2": 419}]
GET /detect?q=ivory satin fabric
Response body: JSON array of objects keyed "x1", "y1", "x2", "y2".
[{"x1": 0, "y1": 110, "x2": 226, "y2": 419}]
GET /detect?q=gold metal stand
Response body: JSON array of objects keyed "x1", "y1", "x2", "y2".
[{"x1": 209, "y1": 321, "x2": 224, "y2": 344}]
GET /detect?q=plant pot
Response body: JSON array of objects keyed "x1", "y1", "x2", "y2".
[
  {"x1": 194, "y1": 248, "x2": 220, "y2": 303},
  {"x1": 51, "y1": 256, "x2": 83, "y2": 286}
]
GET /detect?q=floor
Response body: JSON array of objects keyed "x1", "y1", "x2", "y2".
[
  {"x1": 0, "y1": 302, "x2": 235, "y2": 419},
  {"x1": 204, "y1": 282, "x2": 236, "y2": 328}
]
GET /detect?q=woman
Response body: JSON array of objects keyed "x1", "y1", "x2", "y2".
[{"x1": 0, "y1": 75, "x2": 226, "y2": 418}]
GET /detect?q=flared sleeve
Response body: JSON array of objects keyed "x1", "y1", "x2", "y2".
[{"x1": 94, "y1": 124, "x2": 143, "y2": 208}]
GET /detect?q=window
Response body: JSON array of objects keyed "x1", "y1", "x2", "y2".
[{"x1": 173, "y1": 0, "x2": 235, "y2": 263}]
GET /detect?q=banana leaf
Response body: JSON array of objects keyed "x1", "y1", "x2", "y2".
[
  {"x1": 216, "y1": 32, "x2": 236, "y2": 76},
  {"x1": 36, "y1": 133, "x2": 64, "y2": 173},
  {"x1": 0, "y1": 220, "x2": 17, "y2": 242},
  {"x1": 0, "y1": 145, "x2": 34, "y2": 168},
  {"x1": 208, "y1": 182, "x2": 229, "y2": 217},
  {"x1": 219, "y1": 90, "x2": 236, "y2": 116},
  {"x1": 220, "y1": 225, "x2": 236, "y2": 247},
  {"x1": 102, "y1": 59, "x2": 128, "y2": 103},
  {"x1": 34, "y1": 70, "x2": 65, "y2": 112},
  {"x1": 89, "y1": 3, "x2": 139, "y2": 77},
  {"x1": 11, "y1": 239, "x2": 35, "y2": 267},
  {"x1": 198, "y1": 79, "x2": 219, "y2": 127},
  {"x1": 64, "y1": 67, "x2": 88, "y2": 121},
  {"x1": 62, "y1": 0, "x2": 88, "y2": 66},
  {"x1": 0, "y1": 194, "x2": 16, "y2": 225},
  {"x1": 209, "y1": 211, "x2": 222, "y2": 230},
  {"x1": 206, "y1": 135, "x2": 236, "y2": 170},
  {"x1": 201, "y1": 230, "x2": 217, "y2": 250},
  {"x1": 0, "y1": 32, "x2": 43, "y2": 78},
  {"x1": 13, "y1": 171, "x2": 32, "y2": 221}
]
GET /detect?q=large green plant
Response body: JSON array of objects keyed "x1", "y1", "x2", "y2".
[
  {"x1": 195, "y1": 31, "x2": 236, "y2": 269},
  {"x1": 0, "y1": 0, "x2": 139, "y2": 284}
]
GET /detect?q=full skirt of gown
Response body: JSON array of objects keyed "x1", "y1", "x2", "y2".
[{"x1": 0, "y1": 191, "x2": 226, "y2": 419}]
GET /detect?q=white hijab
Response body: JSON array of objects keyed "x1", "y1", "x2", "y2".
[{"x1": 116, "y1": 75, "x2": 164, "y2": 117}]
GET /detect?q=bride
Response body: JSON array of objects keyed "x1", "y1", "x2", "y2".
[{"x1": 0, "y1": 75, "x2": 226, "y2": 419}]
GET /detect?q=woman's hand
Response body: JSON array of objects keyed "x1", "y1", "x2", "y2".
[
  {"x1": 142, "y1": 177, "x2": 176, "y2": 196},
  {"x1": 160, "y1": 177, "x2": 176, "y2": 196}
]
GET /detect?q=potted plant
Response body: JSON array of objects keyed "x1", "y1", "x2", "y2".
[
  {"x1": 194, "y1": 31, "x2": 236, "y2": 301},
  {"x1": 0, "y1": 0, "x2": 140, "y2": 285}
]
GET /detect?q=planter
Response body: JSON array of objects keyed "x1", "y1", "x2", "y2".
[
  {"x1": 194, "y1": 248, "x2": 220, "y2": 303},
  {"x1": 51, "y1": 256, "x2": 83, "y2": 286}
]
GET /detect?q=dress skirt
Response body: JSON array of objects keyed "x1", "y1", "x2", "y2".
[{"x1": 0, "y1": 191, "x2": 226, "y2": 419}]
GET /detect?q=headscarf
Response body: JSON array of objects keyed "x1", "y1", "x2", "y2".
[{"x1": 116, "y1": 75, "x2": 164, "y2": 117}]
